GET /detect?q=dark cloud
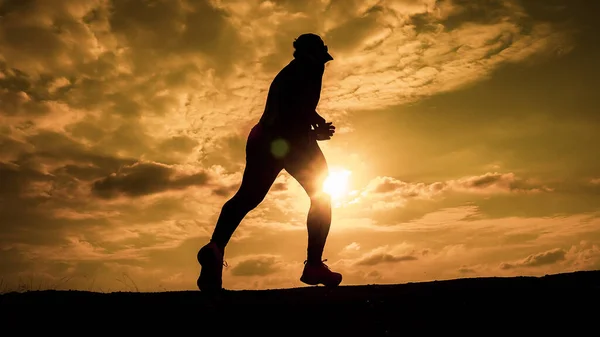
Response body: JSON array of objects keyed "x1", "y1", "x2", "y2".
[
  {"x1": 453, "y1": 172, "x2": 552, "y2": 194},
  {"x1": 366, "y1": 270, "x2": 382, "y2": 279},
  {"x1": 355, "y1": 253, "x2": 418, "y2": 266},
  {"x1": 109, "y1": 0, "x2": 241, "y2": 75},
  {"x1": 157, "y1": 135, "x2": 199, "y2": 155},
  {"x1": 0, "y1": 85, "x2": 52, "y2": 117},
  {"x1": 0, "y1": 158, "x2": 111, "y2": 248},
  {"x1": 0, "y1": 128, "x2": 211, "y2": 250},
  {"x1": 325, "y1": 5, "x2": 385, "y2": 53},
  {"x1": 363, "y1": 172, "x2": 550, "y2": 212},
  {"x1": 519, "y1": 248, "x2": 567, "y2": 266},
  {"x1": 23, "y1": 130, "x2": 133, "y2": 168},
  {"x1": 64, "y1": 120, "x2": 106, "y2": 143},
  {"x1": 501, "y1": 233, "x2": 540, "y2": 245},
  {"x1": 458, "y1": 266, "x2": 476, "y2": 274},
  {"x1": 500, "y1": 248, "x2": 566, "y2": 269},
  {"x1": 0, "y1": 247, "x2": 34, "y2": 278},
  {"x1": 438, "y1": 0, "x2": 516, "y2": 31},
  {"x1": 230, "y1": 255, "x2": 282, "y2": 277},
  {"x1": 0, "y1": 0, "x2": 259, "y2": 290},
  {"x1": 0, "y1": 0, "x2": 244, "y2": 167},
  {"x1": 271, "y1": 182, "x2": 287, "y2": 192},
  {"x1": 212, "y1": 185, "x2": 238, "y2": 197},
  {"x1": 198, "y1": 128, "x2": 253, "y2": 173},
  {"x1": 0, "y1": 161, "x2": 53, "y2": 197},
  {"x1": 91, "y1": 161, "x2": 209, "y2": 199}
]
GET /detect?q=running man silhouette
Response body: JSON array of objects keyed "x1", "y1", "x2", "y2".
[{"x1": 197, "y1": 33, "x2": 342, "y2": 291}]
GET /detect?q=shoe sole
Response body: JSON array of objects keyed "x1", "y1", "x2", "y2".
[
  {"x1": 300, "y1": 274, "x2": 342, "y2": 287},
  {"x1": 197, "y1": 247, "x2": 223, "y2": 292}
]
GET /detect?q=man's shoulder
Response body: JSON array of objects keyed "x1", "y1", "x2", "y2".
[
  {"x1": 278, "y1": 60, "x2": 301, "y2": 76},
  {"x1": 272, "y1": 60, "x2": 302, "y2": 85}
]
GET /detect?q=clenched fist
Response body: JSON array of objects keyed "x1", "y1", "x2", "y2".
[{"x1": 312, "y1": 122, "x2": 336, "y2": 141}]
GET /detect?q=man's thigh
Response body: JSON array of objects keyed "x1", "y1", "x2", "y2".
[{"x1": 284, "y1": 141, "x2": 329, "y2": 197}]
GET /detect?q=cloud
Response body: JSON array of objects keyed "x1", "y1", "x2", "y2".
[
  {"x1": 0, "y1": 0, "x2": 589, "y2": 291},
  {"x1": 330, "y1": 203, "x2": 600, "y2": 258},
  {"x1": 499, "y1": 248, "x2": 567, "y2": 270},
  {"x1": 352, "y1": 245, "x2": 419, "y2": 266},
  {"x1": 497, "y1": 242, "x2": 600, "y2": 273},
  {"x1": 0, "y1": 0, "x2": 576, "y2": 162},
  {"x1": 230, "y1": 254, "x2": 283, "y2": 276},
  {"x1": 186, "y1": 0, "x2": 574, "y2": 133},
  {"x1": 565, "y1": 241, "x2": 600, "y2": 270},
  {"x1": 449, "y1": 172, "x2": 553, "y2": 194},
  {"x1": 12, "y1": 236, "x2": 138, "y2": 262},
  {"x1": 0, "y1": 0, "x2": 252, "y2": 168},
  {"x1": 366, "y1": 176, "x2": 447, "y2": 198},
  {"x1": 91, "y1": 160, "x2": 209, "y2": 199},
  {"x1": 317, "y1": 0, "x2": 571, "y2": 114},
  {"x1": 457, "y1": 265, "x2": 477, "y2": 274},
  {"x1": 356, "y1": 253, "x2": 418, "y2": 266},
  {"x1": 367, "y1": 172, "x2": 551, "y2": 196},
  {"x1": 0, "y1": 0, "x2": 577, "y2": 182},
  {"x1": 341, "y1": 242, "x2": 361, "y2": 254},
  {"x1": 343, "y1": 172, "x2": 552, "y2": 212}
]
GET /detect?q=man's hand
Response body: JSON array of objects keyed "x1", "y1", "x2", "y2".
[
  {"x1": 312, "y1": 122, "x2": 335, "y2": 141},
  {"x1": 310, "y1": 110, "x2": 326, "y2": 126}
]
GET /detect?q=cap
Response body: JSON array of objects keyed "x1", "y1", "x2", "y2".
[{"x1": 293, "y1": 33, "x2": 333, "y2": 61}]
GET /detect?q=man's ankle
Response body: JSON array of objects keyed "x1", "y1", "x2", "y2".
[
  {"x1": 306, "y1": 258, "x2": 322, "y2": 266},
  {"x1": 209, "y1": 240, "x2": 225, "y2": 253}
]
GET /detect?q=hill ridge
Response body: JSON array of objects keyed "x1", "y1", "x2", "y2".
[{"x1": 2, "y1": 270, "x2": 598, "y2": 335}]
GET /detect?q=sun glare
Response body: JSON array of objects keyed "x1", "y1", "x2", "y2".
[{"x1": 323, "y1": 169, "x2": 352, "y2": 200}]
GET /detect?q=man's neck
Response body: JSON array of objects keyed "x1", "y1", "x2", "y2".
[{"x1": 293, "y1": 56, "x2": 325, "y2": 73}]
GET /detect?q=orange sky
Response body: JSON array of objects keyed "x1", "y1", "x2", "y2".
[{"x1": 0, "y1": 0, "x2": 599, "y2": 292}]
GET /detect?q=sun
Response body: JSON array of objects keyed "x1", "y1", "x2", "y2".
[{"x1": 323, "y1": 169, "x2": 352, "y2": 200}]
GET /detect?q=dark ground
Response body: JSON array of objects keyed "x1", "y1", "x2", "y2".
[{"x1": 1, "y1": 270, "x2": 599, "y2": 336}]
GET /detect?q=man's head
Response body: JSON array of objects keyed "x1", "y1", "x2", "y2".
[{"x1": 293, "y1": 33, "x2": 333, "y2": 63}]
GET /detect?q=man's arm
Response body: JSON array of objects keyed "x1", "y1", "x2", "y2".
[{"x1": 310, "y1": 110, "x2": 326, "y2": 127}]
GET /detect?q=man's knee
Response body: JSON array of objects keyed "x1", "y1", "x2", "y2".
[
  {"x1": 227, "y1": 191, "x2": 266, "y2": 212},
  {"x1": 310, "y1": 192, "x2": 331, "y2": 208}
]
